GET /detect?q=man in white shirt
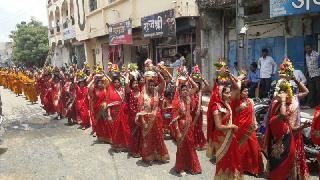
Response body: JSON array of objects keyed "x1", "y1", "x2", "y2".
[
  {"x1": 258, "y1": 48, "x2": 277, "y2": 98},
  {"x1": 290, "y1": 69, "x2": 307, "y2": 90},
  {"x1": 305, "y1": 44, "x2": 320, "y2": 108}
]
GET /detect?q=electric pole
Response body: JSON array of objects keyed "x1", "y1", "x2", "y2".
[{"x1": 236, "y1": 0, "x2": 245, "y2": 70}]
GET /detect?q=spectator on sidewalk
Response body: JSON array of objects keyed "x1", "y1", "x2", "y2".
[
  {"x1": 258, "y1": 48, "x2": 277, "y2": 98},
  {"x1": 247, "y1": 62, "x2": 260, "y2": 98},
  {"x1": 290, "y1": 69, "x2": 307, "y2": 92},
  {"x1": 231, "y1": 62, "x2": 240, "y2": 77},
  {"x1": 304, "y1": 44, "x2": 320, "y2": 108},
  {"x1": 170, "y1": 54, "x2": 182, "y2": 81}
]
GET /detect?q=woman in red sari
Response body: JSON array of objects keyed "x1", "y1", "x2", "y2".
[
  {"x1": 51, "y1": 74, "x2": 62, "y2": 119},
  {"x1": 311, "y1": 105, "x2": 320, "y2": 177},
  {"x1": 172, "y1": 74, "x2": 201, "y2": 175},
  {"x1": 125, "y1": 73, "x2": 142, "y2": 157},
  {"x1": 75, "y1": 73, "x2": 90, "y2": 129},
  {"x1": 233, "y1": 85, "x2": 263, "y2": 176},
  {"x1": 43, "y1": 73, "x2": 55, "y2": 116},
  {"x1": 62, "y1": 73, "x2": 77, "y2": 125},
  {"x1": 207, "y1": 72, "x2": 243, "y2": 179},
  {"x1": 136, "y1": 70, "x2": 169, "y2": 164},
  {"x1": 264, "y1": 78, "x2": 310, "y2": 180},
  {"x1": 89, "y1": 74, "x2": 113, "y2": 143},
  {"x1": 191, "y1": 65, "x2": 208, "y2": 151},
  {"x1": 107, "y1": 72, "x2": 130, "y2": 151}
]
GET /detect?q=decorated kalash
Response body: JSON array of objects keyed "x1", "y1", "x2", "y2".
[{"x1": 0, "y1": 57, "x2": 314, "y2": 179}]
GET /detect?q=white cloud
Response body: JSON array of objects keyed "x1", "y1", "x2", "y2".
[{"x1": 0, "y1": 0, "x2": 48, "y2": 42}]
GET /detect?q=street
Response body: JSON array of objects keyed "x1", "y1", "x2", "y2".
[{"x1": 0, "y1": 86, "x2": 317, "y2": 180}]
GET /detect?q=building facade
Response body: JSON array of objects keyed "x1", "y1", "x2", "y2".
[
  {"x1": 47, "y1": 0, "x2": 200, "y2": 71},
  {"x1": 197, "y1": 0, "x2": 320, "y2": 84},
  {"x1": 47, "y1": 0, "x2": 86, "y2": 68}
]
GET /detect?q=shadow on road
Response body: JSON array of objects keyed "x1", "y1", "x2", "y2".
[{"x1": 0, "y1": 147, "x2": 8, "y2": 155}]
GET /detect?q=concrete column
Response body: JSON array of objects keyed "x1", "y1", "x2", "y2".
[{"x1": 201, "y1": 11, "x2": 223, "y2": 86}]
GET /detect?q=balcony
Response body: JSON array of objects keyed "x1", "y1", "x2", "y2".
[{"x1": 196, "y1": 0, "x2": 235, "y2": 9}]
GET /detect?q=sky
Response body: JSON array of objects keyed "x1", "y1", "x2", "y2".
[{"x1": 0, "y1": 0, "x2": 48, "y2": 42}]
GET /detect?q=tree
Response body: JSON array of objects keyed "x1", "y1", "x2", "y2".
[{"x1": 10, "y1": 18, "x2": 49, "y2": 67}]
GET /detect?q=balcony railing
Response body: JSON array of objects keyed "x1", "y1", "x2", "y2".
[{"x1": 196, "y1": 0, "x2": 235, "y2": 9}]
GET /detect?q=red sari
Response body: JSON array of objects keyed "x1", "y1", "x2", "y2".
[
  {"x1": 172, "y1": 93, "x2": 201, "y2": 174},
  {"x1": 287, "y1": 96, "x2": 309, "y2": 179},
  {"x1": 191, "y1": 92, "x2": 206, "y2": 150},
  {"x1": 75, "y1": 85, "x2": 90, "y2": 127},
  {"x1": 311, "y1": 105, "x2": 320, "y2": 177},
  {"x1": 264, "y1": 99, "x2": 296, "y2": 180},
  {"x1": 136, "y1": 88, "x2": 169, "y2": 162},
  {"x1": 107, "y1": 84, "x2": 130, "y2": 149},
  {"x1": 62, "y1": 82, "x2": 76, "y2": 120},
  {"x1": 52, "y1": 81, "x2": 62, "y2": 115},
  {"x1": 233, "y1": 98, "x2": 263, "y2": 175},
  {"x1": 43, "y1": 80, "x2": 55, "y2": 114},
  {"x1": 206, "y1": 84, "x2": 243, "y2": 179},
  {"x1": 93, "y1": 87, "x2": 113, "y2": 143},
  {"x1": 127, "y1": 90, "x2": 142, "y2": 156}
]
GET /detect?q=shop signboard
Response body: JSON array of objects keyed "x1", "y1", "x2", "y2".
[
  {"x1": 63, "y1": 26, "x2": 76, "y2": 40},
  {"x1": 270, "y1": 0, "x2": 320, "y2": 18},
  {"x1": 141, "y1": 9, "x2": 176, "y2": 38},
  {"x1": 109, "y1": 20, "x2": 133, "y2": 45}
]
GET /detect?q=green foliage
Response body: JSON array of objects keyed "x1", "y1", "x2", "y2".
[{"x1": 10, "y1": 18, "x2": 49, "y2": 67}]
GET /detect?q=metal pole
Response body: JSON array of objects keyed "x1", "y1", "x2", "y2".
[{"x1": 236, "y1": 0, "x2": 245, "y2": 70}]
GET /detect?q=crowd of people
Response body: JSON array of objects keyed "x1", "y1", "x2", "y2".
[{"x1": 0, "y1": 53, "x2": 319, "y2": 179}]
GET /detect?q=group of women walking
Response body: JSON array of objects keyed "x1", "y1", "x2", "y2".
[{"x1": 0, "y1": 57, "x2": 320, "y2": 179}]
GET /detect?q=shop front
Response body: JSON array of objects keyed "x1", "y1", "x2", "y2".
[{"x1": 141, "y1": 9, "x2": 198, "y2": 71}]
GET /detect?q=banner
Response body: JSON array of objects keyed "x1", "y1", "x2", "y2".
[
  {"x1": 109, "y1": 20, "x2": 133, "y2": 45},
  {"x1": 141, "y1": 9, "x2": 176, "y2": 38},
  {"x1": 270, "y1": 0, "x2": 320, "y2": 18}
]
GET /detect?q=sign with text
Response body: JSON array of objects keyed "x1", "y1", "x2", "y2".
[
  {"x1": 270, "y1": 0, "x2": 320, "y2": 18},
  {"x1": 63, "y1": 26, "x2": 76, "y2": 40},
  {"x1": 141, "y1": 9, "x2": 176, "y2": 38},
  {"x1": 108, "y1": 20, "x2": 133, "y2": 45}
]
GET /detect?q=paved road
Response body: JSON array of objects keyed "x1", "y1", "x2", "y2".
[{"x1": 0, "y1": 87, "x2": 317, "y2": 180}]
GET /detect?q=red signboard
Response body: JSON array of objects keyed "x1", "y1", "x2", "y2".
[{"x1": 108, "y1": 20, "x2": 133, "y2": 45}]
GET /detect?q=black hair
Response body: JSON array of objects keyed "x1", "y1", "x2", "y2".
[
  {"x1": 180, "y1": 85, "x2": 188, "y2": 91},
  {"x1": 262, "y1": 48, "x2": 269, "y2": 53},
  {"x1": 112, "y1": 77, "x2": 120, "y2": 83},
  {"x1": 129, "y1": 78, "x2": 138, "y2": 89},
  {"x1": 222, "y1": 85, "x2": 231, "y2": 94},
  {"x1": 240, "y1": 84, "x2": 248, "y2": 93},
  {"x1": 175, "y1": 53, "x2": 181, "y2": 59},
  {"x1": 304, "y1": 43, "x2": 312, "y2": 47},
  {"x1": 251, "y1": 62, "x2": 258, "y2": 68}
]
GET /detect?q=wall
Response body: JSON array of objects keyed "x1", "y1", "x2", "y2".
[{"x1": 73, "y1": 0, "x2": 199, "y2": 41}]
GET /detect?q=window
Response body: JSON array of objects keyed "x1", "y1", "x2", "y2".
[{"x1": 89, "y1": 0, "x2": 97, "y2": 12}]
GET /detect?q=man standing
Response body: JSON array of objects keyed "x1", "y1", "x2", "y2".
[
  {"x1": 305, "y1": 44, "x2": 320, "y2": 108},
  {"x1": 170, "y1": 54, "x2": 182, "y2": 81},
  {"x1": 258, "y1": 48, "x2": 277, "y2": 98},
  {"x1": 247, "y1": 62, "x2": 260, "y2": 98}
]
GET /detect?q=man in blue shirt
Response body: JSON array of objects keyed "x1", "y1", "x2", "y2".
[
  {"x1": 247, "y1": 62, "x2": 260, "y2": 98},
  {"x1": 170, "y1": 54, "x2": 182, "y2": 81}
]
